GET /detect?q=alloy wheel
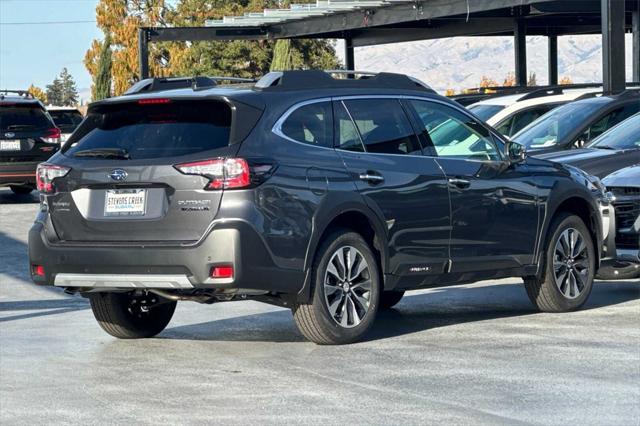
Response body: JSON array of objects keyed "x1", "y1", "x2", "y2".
[
  {"x1": 323, "y1": 246, "x2": 372, "y2": 328},
  {"x1": 553, "y1": 228, "x2": 590, "y2": 299}
]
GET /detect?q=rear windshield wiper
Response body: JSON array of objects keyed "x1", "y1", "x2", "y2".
[{"x1": 73, "y1": 148, "x2": 131, "y2": 159}]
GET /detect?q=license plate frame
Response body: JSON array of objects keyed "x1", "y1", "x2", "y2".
[
  {"x1": 0, "y1": 140, "x2": 21, "y2": 151},
  {"x1": 104, "y1": 189, "x2": 147, "y2": 217}
]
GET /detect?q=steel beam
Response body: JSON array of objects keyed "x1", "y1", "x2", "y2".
[
  {"x1": 514, "y1": 19, "x2": 527, "y2": 86},
  {"x1": 344, "y1": 37, "x2": 355, "y2": 71},
  {"x1": 146, "y1": 26, "x2": 269, "y2": 42},
  {"x1": 548, "y1": 35, "x2": 558, "y2": 85},
  {"x1": 601, "y1": 0, "x2": 626, "y2": 93},
  {"x1": 633, "y1": 5, "x2": 639, "y2": 82},
  {"x1": 138, "y1": 28, "x2": 149, "y2": 80}
]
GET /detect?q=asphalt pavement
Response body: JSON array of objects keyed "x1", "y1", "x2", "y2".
[{"x1": 1, "y1": 188, "x2": 639, "y2": 425}]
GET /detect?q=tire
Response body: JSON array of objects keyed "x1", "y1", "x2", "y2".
[
  {"x1": 524, "y1": 213, "x2": 596, "y2": 312},
  {"x1": 292, "y1": 230, "x2": 381, "y2": 345},
  {"x1": 89, "y1": 292, "x2": 177, "y2": 339},
  {"x1": 10, "y1": 185, "x2": 33, "y2": 195},
  {"x1": 379, "y1": 290, "x2": 405, "y2": 309}
]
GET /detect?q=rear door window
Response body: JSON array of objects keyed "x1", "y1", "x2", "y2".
[
  {"x1": 341, "y1": 99, "x2": 422, "y2": 155},
  {"x1": 0, "y1": 104, "x2": 53, "y2": 132},
  {"x1": 63, "y1": 100, "x2": 231, "y2": 160},
  {"x1": 279, "y1": 102, "x2": 333, "y2": 147}
]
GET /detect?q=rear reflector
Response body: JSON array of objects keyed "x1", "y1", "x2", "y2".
[
  {"x1": 32, "y1": 265, "x2": 45, "y2": 277},
  {"x1": 36, "y1": 163, "x2": 71, "y2": 194},
  {"x1": 211, "y1": 265, "x2": 234, "y2": 279},
  {"x1": 174, "y1": 158, "x2": 250, "y2": 190}
]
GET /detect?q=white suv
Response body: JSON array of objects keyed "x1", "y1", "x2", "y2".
[{"x1": 469, "y1": 87, "x2": 601, "y2": 137}]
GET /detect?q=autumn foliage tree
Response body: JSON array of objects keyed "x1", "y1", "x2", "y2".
[
  {"x1": 28, "y1": 85, "x2": 47, "y2": 103},
  {"x1": 559, "y1": 76, "x2": 573, "y2": 85},
  {"x1": 85, "y1": 0, "x2": 339, "y2": 98}
]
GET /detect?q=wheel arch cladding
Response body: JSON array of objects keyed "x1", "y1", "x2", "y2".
[{"x1": 297, "y1": 208, "x2": 389, "y2": 303}]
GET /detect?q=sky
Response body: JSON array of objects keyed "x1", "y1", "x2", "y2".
[{"x1": 0, "y1": 0, "x2": 101, "y2": 92}]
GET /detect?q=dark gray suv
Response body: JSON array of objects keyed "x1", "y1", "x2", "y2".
[{"x1": 29, "y1": 71, "x2": 615, "y2": 344}]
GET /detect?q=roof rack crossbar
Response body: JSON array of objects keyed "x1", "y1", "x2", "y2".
[
  {"x1": 124, "y1": 75, "x2": 257, "y2": 95},
  {"x1": 0, "y1": 89, "x2": 34, "y2": 99},
  {"x1": 254, "y1": 70, "x2": 435, "y2": 92}
]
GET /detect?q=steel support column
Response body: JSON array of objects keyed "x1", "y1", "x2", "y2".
[
  {"x1": 138, "y1": 28, "x2": 150, "y2": 80},
  {"x1": 345, "y1": 37, "x2": 355, "y2": 71},
  {"x1": 601, "y1": 0, "x2": 625, "y2": 93},
  {"x1": 548, "y1": 35, "x2": 558, "y2": 85},
  {"x1": 514, "y1": 19, "x2": 527, "y2": 86},
  {"x1": 633, "y1": 5, "x2": 639, "y2": 82}
]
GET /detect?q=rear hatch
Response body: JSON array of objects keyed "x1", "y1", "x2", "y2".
[
  {"x1": 48, "y1": 109, "x2": 83, "y2": 140},
  {"x1": 0, "y1": 102, "x2": 60, "y2": 162},
  {"x1": 49, "y1": 98, "x2": 242, "y2": 243}
]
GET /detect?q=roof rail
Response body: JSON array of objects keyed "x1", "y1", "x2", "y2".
[
  {"x1": 124, "y1": 76, "x2": 256, "y2": 95},
  {"x1": 0, "y1": 89, "x2": 34, "y2": 99},
  {"x1": 254, "y1": 70, "x2": 435, "y2": 93}
]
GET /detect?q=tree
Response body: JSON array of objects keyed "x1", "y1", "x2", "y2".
[
  {"x1": 270, "y1": 39, "x2": 293, "y2": 71},
  {"x1": 46, "y1": 78, "x2": 63, "y2": 106},
  {"x1": 527, "y1": 72, "x2": 537, "y2": 86},
  {"x1": 479, "y1": 76, "x2": 498, "y2": 88},
  {"x1": 559, "y1": 76, "x2": 573, "y2": 85},
  {"x1": 28, "y1": 84, "x2": 47, "y2": 103},
  {"x1": 444, "y1": 88, "x2": 455, "y2": 96},
  {"x1": 59, "y1": 68, "x2": 79, "y2": 106},
  {"x1": 94, "y1": 34, "x2": 113, "y2": 100},
  {"x1": 502, "y1": 72, "x2": 515, "y2": 87}
]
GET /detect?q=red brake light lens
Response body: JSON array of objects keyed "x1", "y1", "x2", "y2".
[
  {"x1": 42, "y1": 127, "x2": 61, "y2": 144},
  {"x1": 137, "y1": 98, "x2": 171, "y2": 105},
  {"x1": 36, "y1": 163, "x2": 70, "y2": 194},
  {"x1": 174, "y1": 158, "x2": 250, "y2": 190},
  {"x1": 32, "y1": 265, "x2": 45, "y2": 277}
]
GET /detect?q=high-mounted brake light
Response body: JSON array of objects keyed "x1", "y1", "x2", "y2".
[
  {"x1": 42, "y1": 127, "x2": 61, "y2": 144},
  {"x1": 174, "y1": 158, "x2": 251, "y2": 190},
  {"x1": 36, "y1": 163, "x2": 70, "y2": 194},
  {"x1": 137, "y1": 98, "x2": 171, "y2": 105}
]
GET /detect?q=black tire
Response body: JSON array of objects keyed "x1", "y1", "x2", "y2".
[
  {"x1": 292, "y1": 229, "x2": 381, "y2": 345},
  {"x1": 524, "y1": 213, "x2": 596, "y2": 312},
  {"x1": 10, "y1": 185, "x2": 33, "y2": 195},
  {"x1": 89, "y1": 292, "x2": 177, "y2": 339},
  {"x1": 379, "y1": 290, "x2": 405, "y2": 309}
]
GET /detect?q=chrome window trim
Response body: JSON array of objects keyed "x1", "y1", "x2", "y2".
[{"x1": 271, "y1": 94, "x2": 506, "y2": 162}]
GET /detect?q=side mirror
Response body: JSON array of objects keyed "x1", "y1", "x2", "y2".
[{"x1": 506, "y1": 141, "x2": 526, "y2": 164}]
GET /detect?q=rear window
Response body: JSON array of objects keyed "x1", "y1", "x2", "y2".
[
  {"x1": 49, "y1": 110, "x2": 83, "y2": 128},
  {"x1": 63, "y1": 100, "x2": 231, "y2": 160},
  {"x1": 0, "y1": 104, "x2": 53, "y2": 132},
  {"x1": 467, "y1": 104, "x2": 505, "y2": 121}
]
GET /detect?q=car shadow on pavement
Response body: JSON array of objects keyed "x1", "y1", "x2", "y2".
[
  {"x1": 0, "y1": 189, "x2": 39, "y2": 205},
  {"x1": 162, "y1": 280, "x2": 640, "y2": 343},
  {"x1": 0, "y1": 298, "x2": 89, "y2": 323}
]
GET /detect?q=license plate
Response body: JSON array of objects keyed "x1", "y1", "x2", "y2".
[
  {"x1": 0, "y1": 140, "x2": 21, "y2": 151},
  {"x1": 104, "y1": 189, "x2": 147, "y2": 216}
]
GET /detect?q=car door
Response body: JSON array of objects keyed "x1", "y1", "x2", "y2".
[
  {"x1": 406, "y1": 98, "x2": 539, "y2": 273},
  {"x1": 334, "y1": 97, "x2": 451, "y2": 279}
]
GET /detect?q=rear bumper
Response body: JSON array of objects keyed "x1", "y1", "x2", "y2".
[
  {"x1": 29, "y1": 219, "x2": 305, "y2": 295},
  {"x1": 0, "y1": 161, "x2": 38, "y2": 187}
]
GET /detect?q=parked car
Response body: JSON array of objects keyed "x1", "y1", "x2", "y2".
[
  {"x1": 468, "y1": 87, "x2": 601, "y2": 137},
  {"x1": 47, "y1": 106, "x2": 84, "y2": 143},
  {"x1": 512, "y1": 90, "x2": 640, "y2": 154},
  {"x1": 29, "y1": 71, "x2": 615, "y2": 344},
  {"x1": 1, "y1": 90, "x2": 61, "y2": 194},
  {"x1": 538, "y1": 114, "x2": 640, "y2": 279}
]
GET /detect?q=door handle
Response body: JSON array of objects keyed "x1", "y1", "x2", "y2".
[
  {"x1": 359, "y1": 172, "x2": 385, "y2": 184},
  {"x1": 448, "y1": 177, "x2": 471, "y2": 189}
]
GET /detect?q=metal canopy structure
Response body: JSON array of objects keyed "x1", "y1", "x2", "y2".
[{"x1": 139, "y1": 0, "x2": 640, "y2": 93}]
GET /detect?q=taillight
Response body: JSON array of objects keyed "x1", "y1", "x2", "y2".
[
  {"x1": 42, "y1": 127, "x2": 61, "y2": 144},
  {"x1": 36, "y1": 163, "x2": 70, "y2": 194},
  {"x1": 174, "y1": 158, "x2": 250, "y2": 190}
]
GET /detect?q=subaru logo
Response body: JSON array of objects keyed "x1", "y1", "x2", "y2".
[
  {"x1": 4, "y1": 132, "x2": 15, "y2": 138},
  {"x1": 108, "y1": 169, "x2": 128, "y2": 181}
]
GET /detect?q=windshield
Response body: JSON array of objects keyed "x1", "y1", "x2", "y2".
[
  {"x1": 63, "y1": 100, "x2": 231, "y2": 160},
  {"x1": 468, "y1": 104, "x2": 505, "y2": 121},
  {"x1": 586, "y1": 113, "x2": 640, "y2": 150},
  {"x1": 512, "y1": 100, "x2": 603, "y2": 149},
  {"x1": 0, "y1": 104, "x2": 53, "y2": 132}
]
